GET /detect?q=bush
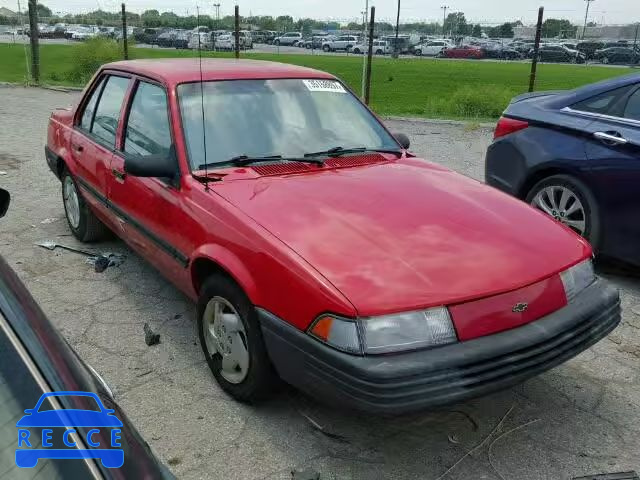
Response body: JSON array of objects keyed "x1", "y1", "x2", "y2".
[
  {"x1": 63, "y1": 37, "x2": 130, "y2": 83},
  {"x1": 426, "y1": 85, "x2": 516, "y2": 119}
]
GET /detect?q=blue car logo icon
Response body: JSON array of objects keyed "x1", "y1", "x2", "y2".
[{"x1": 16, "y1": 391, "x2": 124, "y2": 468}]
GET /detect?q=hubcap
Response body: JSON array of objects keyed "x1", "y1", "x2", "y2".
[
  {"x1": 202, "y1": 297, "x2": 249, "y2": 384},
  {"x1": 63, "y1": 176, "x2": 80, "y2": 229},
  {"x1": 531, "y1": 185, "x2": 586, "y2": 236}
]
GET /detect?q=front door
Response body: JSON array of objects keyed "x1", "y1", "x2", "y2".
[
  {"x1": 71, "y1": 74, "x2": 131, "y2": 227},
  {"x1": 107, "y1": 79, "x2": 193, "y2": 289}
]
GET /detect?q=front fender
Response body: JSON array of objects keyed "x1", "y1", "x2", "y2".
[{"x1": 189, "y1": 244, "x2": 259, "y2": 303}]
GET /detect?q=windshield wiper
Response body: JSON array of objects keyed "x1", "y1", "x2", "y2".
[
  {"x1": 198, "y1": 155, "x2": 324, "y2": 169},
  {"x1": 304, "y1": 146, "x2": 403, "y2": 158}
]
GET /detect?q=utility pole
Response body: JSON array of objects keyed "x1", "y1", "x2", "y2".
[
  {"x1": 364, "y1": 6, "x2": 375, "y2": 105},
  {"x1": 121, "y1": 3, "x2": 128, "y2": 60},
  {"x1": 441, "y1": 5, "x2": 449, "y2": 38},
  {"x1": 634, "y1": 22, "x2": 639, "y2": 50},
  {"x1": 213, "y1": 3, "x2": 220, "y2": 29},
  {"x1": 27, "y1": 0, "x2": 39, "y2": 84},
  {"x1": 234, "y1": 5, "x2": 240, "y2": 58},
  {"x1": 582, "y1": 0, "x2": 595, "y2": 40},
  {"x1": 529, "y1": 7, "x2": 544, "y2": 93},
  {"x1": 393, "y1": 0, "x2": 400, "y2": 58},
  {"x1": 361, "y1": 0, "x2": 369, "y2": 98}
]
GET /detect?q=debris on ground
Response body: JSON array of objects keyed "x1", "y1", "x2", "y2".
[
  {"x1": 572, "y1": 472, "x2": 639, "y2": 480},
  {"x1": 448, "y1": 434, "x2": 460, "y2": 444},
  {"x1": 0, "y1": 171, "x2": 7, "y2": 176},
  {"x1": 298, "y1": 411, "x2": 349, "y2": 443},
  {"x1": 144, "y1": 323, "x2": 161, "y2": 346},
  {"x1": 86, "y1": 253, "x2": 126, "y2": 273},
  {"x1": 40, "y1": 217, "x2": 59, "y2": 224},
  {"x1": 36, "y1": 240, "x2": 95, "y2": 256},
  {"x1": 291, "y1": 469, "x2": 320, "y2": 480}
]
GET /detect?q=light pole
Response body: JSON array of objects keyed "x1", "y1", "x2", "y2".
[
  {"x1": 441, "y1": 5, "x2": 449, "y2": 38},
  {"x1": 582, "y1": 0, "x2": 595, "y2": 40}
]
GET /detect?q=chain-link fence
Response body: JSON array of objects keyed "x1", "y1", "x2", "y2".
[{"x1": 1, "y1": 2, "x2": 638, "y2": 119}]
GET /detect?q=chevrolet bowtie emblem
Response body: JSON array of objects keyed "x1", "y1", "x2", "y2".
[{"x1": 512, "y1": 303, "x2": 529, "y2": 313}]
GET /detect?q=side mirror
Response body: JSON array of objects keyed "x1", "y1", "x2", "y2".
[
  {"x1": 0, "y1": 189, "x2": 9, "y2": 218},
  {"x1": 124, "y1": 146, "x2": 178, "y2": 179},
  {"x1": 393, "y1": 133, "x2": 411, "y2": 149}
]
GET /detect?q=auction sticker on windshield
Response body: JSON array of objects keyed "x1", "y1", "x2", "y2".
[{"x1": 302, "y1": 79, "x2": 346, "y2": 93}]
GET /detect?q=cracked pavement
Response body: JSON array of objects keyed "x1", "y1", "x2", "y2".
[{"x1": 0, "y1": 86, "x2": 639, "y2": 480}]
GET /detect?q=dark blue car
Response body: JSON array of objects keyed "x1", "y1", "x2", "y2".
[{"x1": 486, "y1": 73, "x2": 640, "y2": 267}]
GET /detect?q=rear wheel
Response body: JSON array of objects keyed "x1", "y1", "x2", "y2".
[
  {"x1": 323, "y1": 44, "x2": 330, "y2": 52},
  {"x1": 61, "y1": 169, "x2": 108, "y2": 242},
  {"x1": 274, "y1": 39, "x2": 280, "y2": 46},
  {"x1": 525, "y1": 174, "x2": 600, "y2": 248},
  {"x1": 197, "y1": 275, "x2": 277, "y2": 402},
  {"x1": 352, "y1": 47, "x2": 361, "y2": 54}
]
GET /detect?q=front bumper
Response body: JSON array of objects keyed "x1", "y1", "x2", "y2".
[{"x1": 259, "y1": 279, "x2": 620, "y2": 414}]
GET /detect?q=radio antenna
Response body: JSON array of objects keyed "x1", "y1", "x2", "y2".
[{"x1": 197, "y1": 6, "x2": 209, "y2": 190}]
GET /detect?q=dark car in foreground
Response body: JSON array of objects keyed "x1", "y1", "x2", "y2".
[
  {"x1": 0, "y1": 189, "x2": 173, "y2": 477},
  {"x1": 486, "y1": 73, "x2": 640, "y2": 267}
]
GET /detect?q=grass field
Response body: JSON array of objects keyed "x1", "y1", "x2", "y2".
[{"x1": 1, "y1": 42, "x2": 636, "y2": 120}]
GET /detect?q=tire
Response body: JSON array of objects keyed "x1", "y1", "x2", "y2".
[
  {"x1": 274, "y1": 39, "x2": 280, "y2": 46},
  {"x1": 323, "y1": 44, "x2": 330, "y2": 52},
  {"x1": 375, "y1": 49, "x2": 383, "y2": 55},
  {"x1": 414, "y1": 48, "x2": 422, "y2": 56},
  {"x1": 525, "y1": 174, "x2": 601, "y2": 249},
  {"x1": 346, "y1": 45, "x2": 353, "y2": 52},
  {"x1": 61, "y1": 169, "x2": 108, "y2": 242},
  {"x1": 197, "y1": 274, "x2": 277, "y2": 402},
  {"x1": 353, "y1": 48, "x2": 361, "y2": 54},
  {"x1": 602, "y1": 56, "x2": 609, "y2": 64}
]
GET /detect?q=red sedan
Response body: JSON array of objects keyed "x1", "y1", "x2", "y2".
[
  {"x1": 443, "y1": 45, "x2": 485, "y2": 59},
  {"x1": 45, "y1": 59, "x2": 619, "y2": 413}
]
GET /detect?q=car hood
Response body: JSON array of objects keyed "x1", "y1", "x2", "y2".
[{"x1": 215, "y1": 159, "x2": 590, "y2": 316}]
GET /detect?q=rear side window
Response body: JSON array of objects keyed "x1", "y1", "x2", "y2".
[
  {"x1": 124, "y1": 82, "x2": 172, "y2": 156},
  {"x1": 79, "y1": 77, "x2": 104, "y2": 130},
  {"x1": 91, "y1": 76, "x2": 130, "y2": 147},
  {"x1": 623, "y1": 88, "x2": 640, "y2": 121},
  {"x1": 571, "y1": 85, "x2": 635, "y2": 116}
]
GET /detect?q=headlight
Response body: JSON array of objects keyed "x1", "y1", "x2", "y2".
[
  {"x1": 560, "y1": 259, "x2": 595, "y2": 303},
  {"x1": 309, "y1": 307, "x2": 458, "y2": 355}
]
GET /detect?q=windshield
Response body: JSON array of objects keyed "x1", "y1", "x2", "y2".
[{"x1": 177, "y1": 79, "x2": 399, "y2": 168}]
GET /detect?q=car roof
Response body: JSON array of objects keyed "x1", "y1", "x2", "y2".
[{"x1": 102, "y1": 58, "x2": 335, "y2": 86}]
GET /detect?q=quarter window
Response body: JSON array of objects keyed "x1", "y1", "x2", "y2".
[
  {"x1": 571, "y1": 85, "x2": 635, "y2": 117},
  {"x1": 91, "y1": 76, "x2": 130, "y2": 147},
  {"x1": 124, "y1": 82, "x2": 172, "y2": 156},
  {"x1": 79, "y1": 77, "x2": 104, "y2": 130}
]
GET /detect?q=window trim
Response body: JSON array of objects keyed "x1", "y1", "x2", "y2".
[{"x1": 562, "y1": 106, "x2": 640, "y2": 128}]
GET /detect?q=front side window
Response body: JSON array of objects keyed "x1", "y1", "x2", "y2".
[
  {"x1": 91, "y1": 75, "x2": 130, "y2": 146},
  {"x1": 124, "y1": 82, "x2": 172, "y2": 156},
  {"x1": 178, "y1": 79, "x2": 399, "y2": 169}
]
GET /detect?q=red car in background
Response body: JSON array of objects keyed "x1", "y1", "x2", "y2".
[
  {"x1": 45, "y1": 59, "x2": 619, "y2": 414},
  {"x1": 443, "y1": 45, "x2": 485, "y2": 59}
]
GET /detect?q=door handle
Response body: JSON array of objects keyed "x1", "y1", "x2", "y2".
[
  {"x1": 111, "y1": 169, "x2": 126, "y2": 181},
  {"x1": 72, "y1": 143, "x2": 84, "y2": 152},
  {"x1": 594, "y1": 131, "x2": 628, "y2": 145}
]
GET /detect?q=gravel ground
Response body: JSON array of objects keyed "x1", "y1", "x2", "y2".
[{"x1": 0, "y1": 86, "x2": 639, "y2": 480}]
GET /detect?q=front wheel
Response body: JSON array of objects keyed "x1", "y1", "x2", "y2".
[
  {"x1": 197, "y1": 275, "x2": 277, "y2": 402},
  {"x1": 525, "y1": 174, "x2": 600, "y2": 248},
  {"x1": 61, "y1": 169, "x2": 108, "y2": 242},
  {"x1": 352, "y1": 48, "x2": 361, "y2": 54},
  {"x1": 414, "y1": 49, "x2": 422, "y2": 56},
  {"x1": 322, "y1": 44, "x2": 330, "y2": 52},
  {"x1": 274, "y1": 39, "x2": 280, "y2": 46}
]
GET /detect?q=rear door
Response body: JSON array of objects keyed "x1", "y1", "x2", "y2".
[
  {"x1": 71, "y1": 73, "x2": 131, "y2": 226},
  {"x1": 575, "y1": 83, "x2": 640, "y2": 264},
  {"x1": 107, "y1": 78, "x2": 192, "y2": 285}
]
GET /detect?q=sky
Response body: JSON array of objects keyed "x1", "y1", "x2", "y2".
[{"x1": 1, "y1": 0, "x2": 638, "y2": 26}]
